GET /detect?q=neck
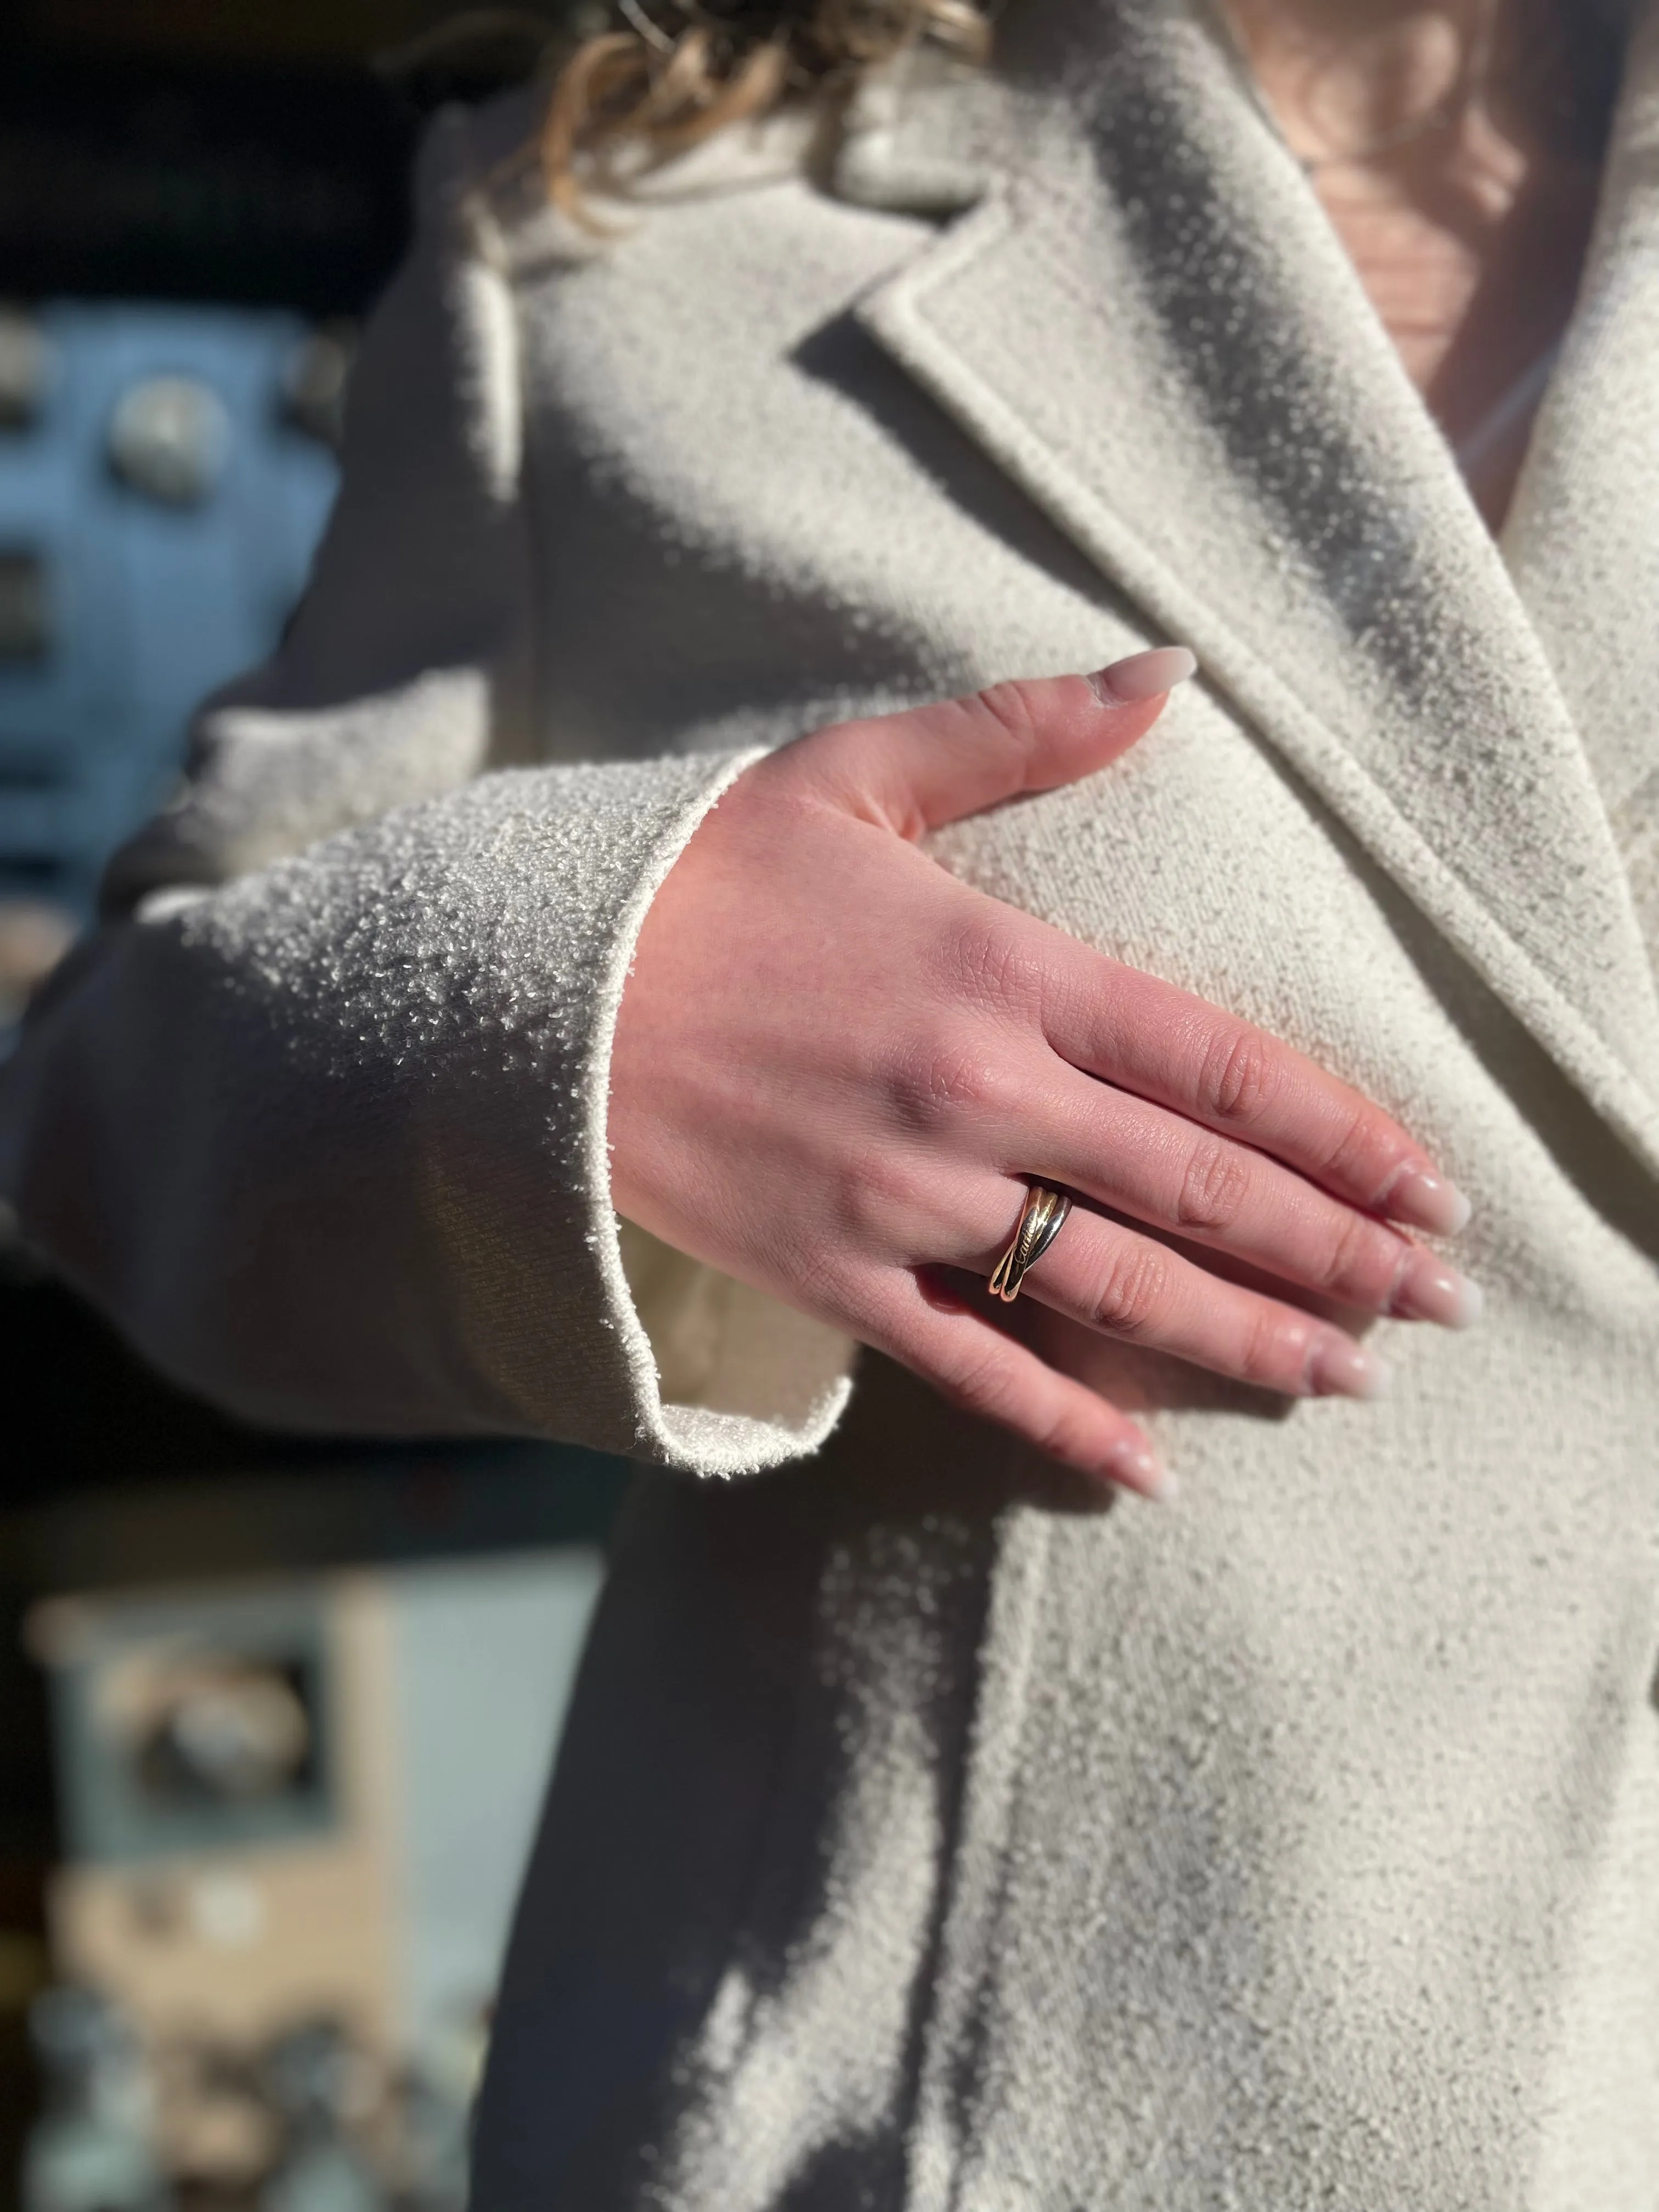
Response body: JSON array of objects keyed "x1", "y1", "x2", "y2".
[
  {"x1": 1212, "y1": 0, "x2": 1620, "y2": 531},
  {"x1": 1216, "y1": 0, "x2": 1627, "y2": 174}
]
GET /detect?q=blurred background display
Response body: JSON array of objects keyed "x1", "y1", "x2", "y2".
[
  {"x1": 0, "y1": 302, "x2": 343, "y2": 981},
  {"x1": 0, "y1": 7, "x2": 622, "y2": 2209},
  {"x1": 24, "y1": 1553, "x2": 602, "y2": 2211}
]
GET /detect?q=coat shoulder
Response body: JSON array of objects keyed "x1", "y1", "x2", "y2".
[{"x1": 412, "y1": 78, "x2": 853, "y2": 285}]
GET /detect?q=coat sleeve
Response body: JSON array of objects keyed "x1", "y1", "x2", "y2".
[{"x1": 0, "y1": 108, "x2": 855, "y2": 1476}]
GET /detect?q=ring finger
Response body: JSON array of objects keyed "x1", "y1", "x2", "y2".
[{"x1": 958, "y1": 1178, "x2": 1392, "y2": 1401}]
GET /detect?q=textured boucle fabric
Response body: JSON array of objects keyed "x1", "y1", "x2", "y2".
[{"x1": 4, "y1": 0, "x2": 1659, "y2": 2204}]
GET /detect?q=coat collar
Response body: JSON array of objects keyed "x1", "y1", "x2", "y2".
[
  {"x1": 835, "y1": 0, "x2": 1659, "y2": 1178},
  {"x1": 1504, "y1": 0, "x2": 1659, "y2": 820}
]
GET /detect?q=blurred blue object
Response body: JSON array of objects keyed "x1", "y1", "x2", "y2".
[{"x1": 0, "y1": 300, "x2": 342, "y2": 935}]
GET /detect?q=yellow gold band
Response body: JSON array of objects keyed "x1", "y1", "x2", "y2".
[{"x1": 988, "y1": 1183, "x2": 1073, "y2": 1303}]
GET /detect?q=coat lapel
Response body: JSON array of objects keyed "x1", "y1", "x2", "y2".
[
  {"x1": 1504, "y1": 0, "x2": 1659, "y2": 825},
  {"x1": 839, "y1": 0, "x2": 1659, "y2": 1176}
]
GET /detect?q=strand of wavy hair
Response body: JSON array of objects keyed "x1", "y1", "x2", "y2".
[{"x1": 540, "y1": 0, "x2": 992, "y2": 223}]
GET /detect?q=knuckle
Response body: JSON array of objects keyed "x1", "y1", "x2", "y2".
[
  {"x1": 1238, "y1": 1302, "x2": 1311, "y2": 1390},
  {"x1": 1318, "y1": 1102, "x2": 1385, "y2": 1189},
  {"x1": 970, "y1": 678, "x2": 1046, "y2": 750},
  {"x1": 932, "y1": 911, "x2": 1046, "y2": 1018},
  {"x1": 1175, "y1": 1136, "x2": 1252, "y2": 1234},
  {"x1": 1318, "y1": 1208, "x2": 1390, "y2": 1301},
  {"x1": 1087, "y1": 1237, "x2": 1170, "y2": 1340},
  {"x1": 882, "y1": 1027, "x2": 1018, "y2": 1133},
  {"x1": 1198, "y1": 1023, "x2": 1283, "y2": 1130}
]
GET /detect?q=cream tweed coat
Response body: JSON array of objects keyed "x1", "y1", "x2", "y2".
[{"x1": 7, "y1": 0, "x2": 1659, "y2": 2202}]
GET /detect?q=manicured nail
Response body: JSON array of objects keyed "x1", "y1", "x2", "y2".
[
  {"x1": 1390, "y1": 1250, "x2": 1485, "y2": 1329},
  {"x1": 1104, "y1": 1438, "x2": 1176, "y2": 1499},
  {"x1": 1087, "y1": 646, "x2": 1198, "y2": 704},
  {"x1": 1383, "y1": 1164, "x2": 1472, "y2": 1236},
  {"x1": 1309, "y1": 1337, "x2": 1393, "y2": 1401}
]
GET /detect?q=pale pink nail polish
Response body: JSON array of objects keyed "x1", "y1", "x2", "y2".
[
  {"x1": 1087, "y1": 646, "x2": 1198, "y2": 705},
  {"x1": 1106, "y1": 1439, "x2": 1176, "y2": 1499},
  {"x1": 1383, "y1": 1164, "x2": 1472, "y2": 1236},
  {"x1": 1310, "y1": 1338, "x2": 1393, "y2": 1401},
  {"x1": 1390, "y1": 1250, "x2": 1485, "y2": 1329}
]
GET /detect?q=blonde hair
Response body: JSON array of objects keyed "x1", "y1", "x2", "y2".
[{"x1": 538, "y1": 0, "x2": 992, "y2": 217}]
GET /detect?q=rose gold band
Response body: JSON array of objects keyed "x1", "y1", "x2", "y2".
[{"x1": 988, "y1": 1183, "x2": 1073, "y2": 1303}]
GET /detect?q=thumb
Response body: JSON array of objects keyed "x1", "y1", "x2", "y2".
[{"x1": 805, "y1": 646, "x2": 1197, "y2": 839}]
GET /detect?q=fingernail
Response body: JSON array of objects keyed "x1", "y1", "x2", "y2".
[
  {"x1": 1383, "y1": 1164, "x2": 1472, "y2": 1236},
  {"x1": 1104, "y1": 1438, "x2": 1176, "y2": 1499},
  {"x1": 1390, "y1": 1250, "x2": 1485, "y2": 1329},
  {"x1": 1309, "y1": 1337, "x2": 1393, "y2": 1401},
  {"x1": 1087, "y1": 646, "x2": 1198, "y2": 705}
]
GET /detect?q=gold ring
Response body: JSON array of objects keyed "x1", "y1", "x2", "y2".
[{"x1": 989, "y1": 1183, "x2": 1073, "y2": 1303}]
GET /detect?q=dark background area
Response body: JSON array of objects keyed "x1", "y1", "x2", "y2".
[
  {"x1": 0, "y1": 0, "x2": 599, "y2": 308},
  {"x1": 0, "y1": 6, "x2": 604, "y2": 2201},
  {"x1": 5, "y1": 1, "x2": 425, "y2": 315}
]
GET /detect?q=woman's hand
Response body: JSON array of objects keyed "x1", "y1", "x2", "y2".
[{"x1": 609, "y1": 651, "x2": 1477, "y2": 1498}]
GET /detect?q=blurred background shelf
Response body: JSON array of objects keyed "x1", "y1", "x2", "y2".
[{"x1": 0, "y1": 7, "x2": 624, "y2": 2208}]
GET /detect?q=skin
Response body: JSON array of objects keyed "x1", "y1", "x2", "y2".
[
  {"x1": 610, "y1": 0, "x2": 1600, "y2": 1497},
  {"x1": 1223, "y1": 0, "x2": 1606, "y2": 528}
]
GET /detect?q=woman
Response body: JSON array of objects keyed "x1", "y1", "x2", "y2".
[{"x1": 5, "y1": 0, "x2": 1658, "y2": 2200}]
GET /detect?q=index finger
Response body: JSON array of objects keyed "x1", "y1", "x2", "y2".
[{"x1": 1044, "y1": 955, "x2": 1471, "y2": 1235}]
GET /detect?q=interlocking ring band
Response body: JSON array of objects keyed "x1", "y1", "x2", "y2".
[{"x1": 989, "y1": 1183, "x2": 1073, "y2": 1303}]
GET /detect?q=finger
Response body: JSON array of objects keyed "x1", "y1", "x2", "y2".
[
  {"x1": 1041, "y1": 958, "x2": 1471, "y2": 1236},
  {"x1": 803, "y1": 648, "x2": 1197, "y2": 840},
  {"x1": 1003, "y1": 1203, "x2": 1394, "y2": 1402},
  {"x1": 1033, "y1": 1065, "x2": 1482, "y2": 1325},
  {"x1": 867, "y1": 1268, "x2": 1171, "y2": 1499}
]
